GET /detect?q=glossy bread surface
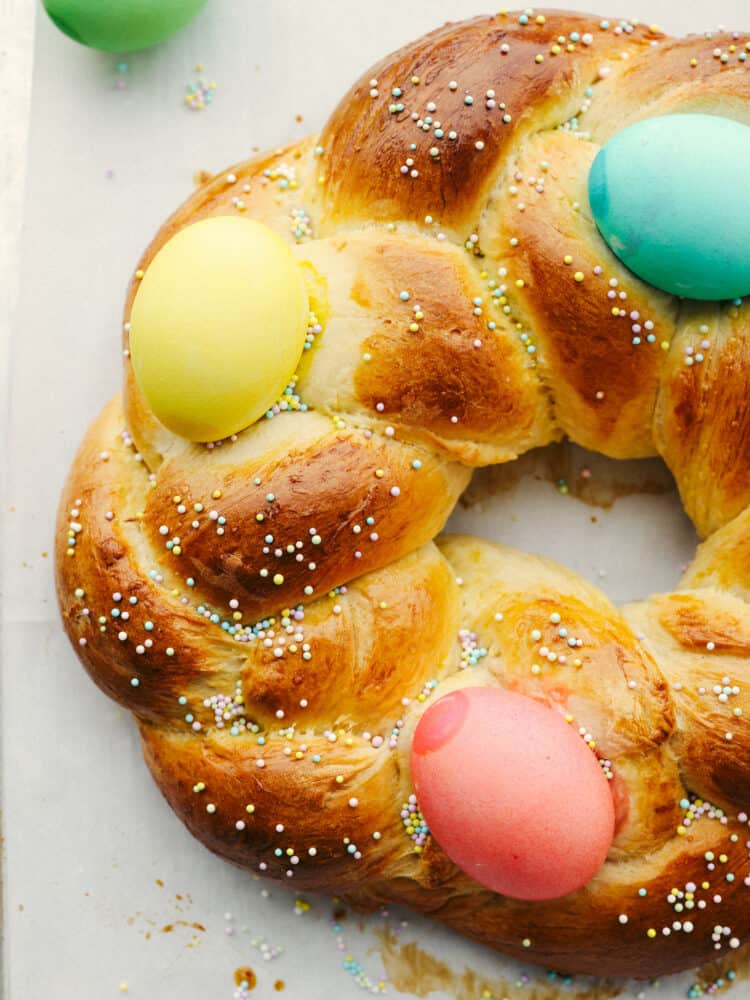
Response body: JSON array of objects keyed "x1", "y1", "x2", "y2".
[{"x1": 56, "y1": 9, "x2": 750, "y2": 979}]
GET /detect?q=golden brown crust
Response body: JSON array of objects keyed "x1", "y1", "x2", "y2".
[
  {"x1": 240, "y1": 544, "x2": 461, "y2": 730},
  {"x1": 483, "y1": 129, "x2": 677, "y2": 458},
  {"x1": 141, "y1": 724, "x2": 405, "y2": 890},
  {"x1": 142, "y1": 411, "x2": 468, "y2": 621},
  {"x1": 350, "y1": 237, "x2": 556, "y2": 458},
  {"x1": 684, "y1": 506, "x2": 750, "y2": 600},
  {"x1": 655, "y1": 305, "x2": 750, "y2": 536},
  {"x1": 318, "y1": 12, "x2": 657, "y2": 232},
  {"x1": 56, "y1": 397, "x2": 245, "y2": 724},
  {"x1": 56, "y1": 8, "x2": 750, "y2": 981},
  {"x1": 584, "y1": 32, "x2": 750, "y2": 142},
  {"x1": 354, "y1": 819, "x2": 750, "y2": 979},
  {"x1": 626, "y1": 590, "x2": 750, "y2": 811},
  {"x1": 658, "y1": 593, "x2": 750, "y2": 655}
]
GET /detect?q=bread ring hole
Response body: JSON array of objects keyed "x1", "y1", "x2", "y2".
[{"x1": 450, "y1": 438, "x2": 696, "y2": 603}]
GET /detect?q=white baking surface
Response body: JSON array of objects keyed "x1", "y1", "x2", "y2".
[{"x1": 2, "y1": 1, "x2": 749, "y2": 997}]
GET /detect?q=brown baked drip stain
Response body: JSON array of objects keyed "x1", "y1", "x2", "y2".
[
  {"x1": 234, "y1": 967, "x2": 257, "y2": 989},
  {"x1": 161, "y1": 921, "x2": 206, "y2": 933},
  {"x1": 693, "y1": 942, "x2": 750, "y2": 993},
  {"x1": 460, "y1": 441, "x2": 675, "y2": 511},
  {"x1": 374, "y1": 928, "x2": 623, "y2": 1000},
  {"x1": 274, "y1": 980, "x2": 285, "y2": 992}
]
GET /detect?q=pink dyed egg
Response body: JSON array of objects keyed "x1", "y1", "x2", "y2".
[{"x1": 411, "y1": 687, "x2": 615, "y2": 900}]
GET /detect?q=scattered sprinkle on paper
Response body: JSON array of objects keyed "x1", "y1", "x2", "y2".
[{"x1": 185, "y1": 64, "x2": 217, "y2": 110}]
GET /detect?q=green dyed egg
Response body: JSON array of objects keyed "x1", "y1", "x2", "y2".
[
  {"x1": 43, "y1": 0, "x2": 209, "y2": 52},
  {"x1": 588, "y1": 114, "x2": 750, "y2": 301}
]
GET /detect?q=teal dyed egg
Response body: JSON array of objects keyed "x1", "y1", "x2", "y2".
[
  {"x1": 588, "y1": 114, "x2": 750, "y2": 301},
  {"x1": 43, "y1": 0, "x2": 209, "y2": 52}
]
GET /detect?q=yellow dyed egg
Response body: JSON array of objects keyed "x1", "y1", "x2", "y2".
[{"x1": 129, "y1": 217, "x2": 309, "y2": 441}]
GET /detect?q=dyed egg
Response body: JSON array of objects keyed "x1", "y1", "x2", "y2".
[
  {"x1": 411, "y1": 687, "x2": 615, "y2": 900},
  {"x1": 588, "y1": 114, "x2": 750, "y2": 301},
  {"x1": 43, "y1": 0, "x2": 209, "y2": 52},
  {"x1": 130, "y1": 217, "x2": 309, "y2": 442}
]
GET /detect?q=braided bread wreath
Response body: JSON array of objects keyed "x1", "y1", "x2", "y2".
[{"x1": 55, "y1": 8, "x2": 750, "y2": 981}]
